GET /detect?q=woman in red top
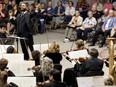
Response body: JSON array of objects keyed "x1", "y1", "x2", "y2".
[{"x1": 76, "y1": 0, "x2": 89, "y2": 19}]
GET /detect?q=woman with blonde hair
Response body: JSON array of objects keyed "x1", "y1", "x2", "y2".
[{"x1": 44, "y1": 42, "x2": 62, "y2": 64}]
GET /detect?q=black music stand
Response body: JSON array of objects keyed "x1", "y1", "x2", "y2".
[{"x1": 7, "y1": 35, "x2": 26, "y2": 52}]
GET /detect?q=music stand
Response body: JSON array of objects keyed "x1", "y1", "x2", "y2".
[{"x1": 7, "y1": 35, "x2": 26, "y2": 52}]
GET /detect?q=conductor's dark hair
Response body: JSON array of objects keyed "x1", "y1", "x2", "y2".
[
  {"x1": 50, "y1": 69, "x2": 61, "y2": 81},
  {"x1": 89, "y1": 48, "x2": 99, "y2": 58}
]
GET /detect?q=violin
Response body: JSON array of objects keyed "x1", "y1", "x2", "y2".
[{"x1": 27, "y1": 65, "x2": 41, "y2": 71}]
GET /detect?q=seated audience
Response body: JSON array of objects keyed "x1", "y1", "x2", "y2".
[
  {"x1": 31, "y1": 50, "x2": 41, "y2": 66},
  {"x1": 45, "y1": 1, "x2": 54, "y2": 24},
  {"x1": 0, "y1": 58, "x2": 15, "y2": 76},
  {"x1": 76, "y1": 0, "x2": 89, "y2": 20},
  {"x1": 80, "y1": 48, "x2": 104, "y2": 76},
  {"x1": 34, "y1": 57, "x2": 54, "y2": 83},
  {"x1": 44, "y1": 41, "x2": 62, "y2": 64},
  {"x1": 76, "y1": 11, "x2": 97, "y2": 43},
  {"x1": 6, "y1": 9, "x2": 16, "y2": 35},
  {"x1": 104, "y1": 75, "x2": 114, "y2": 86},
  {"x1": 93, "y1": 0, "x2": 103, "y2": 12},
  {"x1": 44, "y1": 69, "x2": 66, "y2": 87},
  {"x1": 63, "y1": 11, "x2": 83, "y2": 43},
  {"x1": 53, "y1": 0, "x2": 65, "y2": 29},
  {"x1": 0, "y1": 71, "x2": 18, "y2": 87},
  {"x1": 91, "y1": 5, "x2": 101, "y2": 20},
  {"x1": 95, "y1": 8, "x2": 109, "y2": 31},
  {"x1": 6, "y1": 46, "x2": 17, "y2": 53},
  {"x1": 36, "y1": 2, "x2": 46, "y2": 33},
  {"x1": 64, "y1": 1, "x2": 75, "y2": 23},
  {"x1": 103, "y1": 0, "x2": 112, "y2": 10},
  {"x1": 89, "y1": 10, "x2": 115, "y2": 48},
  {"x1": 110, "y1": 9, "x2": 116, "y2": 37}
]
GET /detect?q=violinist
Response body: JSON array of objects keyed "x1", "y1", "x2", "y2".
[
  {"x1": 31, "y1": 50, "x2": 41, "y2": 66},
  {"x1": 29, "y1": 57, "x2": 54, "y2": 83},
  {"x1": 80, "y1": 48, "x2": 104, "y2": 76},
  {"x1": 43, "y1": 42, "x2": 62, "y2": 64},
  {"x1": 0, "y1": 58, "x2": 15, "y2": 76},
  {"x1": 6, "y1": 46, "x2": 17, "y2": 53},
  {"x1": 63, "y1": 39, "x2": 87, "y2": 61}
]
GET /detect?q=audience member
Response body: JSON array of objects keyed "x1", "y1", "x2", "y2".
[
  {"x1": 76, "y1": 0, "x2": 89, "y2": 19},
  {"x1": 95, "y1": 9, "x2": 109, "y2": 31},
  {"x1": 3, "y1": 0, "x2": 12, "y2": 11},
  {"x1": 104, "y1": 75, "x2": 114, "y2": 86},
  {"x1": 44, "y1": 41, "x2": 62, "y2": 64},
  {"x1": 80, "y1": 48, "x2": 104, "y2": 76},
  {"x1": 113, "y1": 1, "x2": 116, "y2": 10},
  {"x1": 89, "y1": 10, "x2": 115, "y2": 48},
  {"x1": 103, "y1": 0, "x2": 112, "y2": 10},
  {"x1": 64, "y1": 1, "x2": 75, "y2": 23},
  {"x1": 53, "y1": 0, "x2": 65, "y2": 29},
  {"x1": 77, "y1": 11, "x2": 97, "y2": 43},
  {"x1": 31, "y1": 50, "x2": 41, "y2": 66},
  {"x1": 36, "y1": 2, "x2": 46, "y2": 33},
  {"x1": 63, "y1": 10, "x2": 83, "y2": 43},
  {"x1": 44, "y1": 69, "x2": 66, "y2": 87},
  {"x1": 110, "y1": 9, "x2": 116, "y2": 37},
  {"x1": 45, "y1": 1, "x2": 54, "y2": 24},
  {"x1": 0, "y1": 58, "x2": 15, "y2": 76},
  {"x1": 91, "y1": 5, "x2": 101, "y2": 20},
  {"x1": 93, "y1": 0, "x2": 103, "y2": 12},
  {"x1": 6, "y1": 9, "x2": 16, "y2": 35}
]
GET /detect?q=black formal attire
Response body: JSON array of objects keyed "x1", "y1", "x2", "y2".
[
  {"x1": 44, "y1": 81, "x2": 66, "y2": 87},
  {"x1": 45, "y1": 52, "x2": 62, "y2": 64},
  {"x1": 80, "y1": 57, "x2": 104, "y2": 76},
  {"x1": 34, "y1": 71, "x2": 49, "y2": 83},
  {"x1": 17, "y1": 11, "x2": 34, "y2": 60},
  {"x1": 93, "y1": 11, "x2": 101, "y2": 20}
]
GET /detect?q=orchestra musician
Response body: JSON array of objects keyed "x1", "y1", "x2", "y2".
[{"x1": 43, "y1": 41, "x2": 62, "y2": 64}]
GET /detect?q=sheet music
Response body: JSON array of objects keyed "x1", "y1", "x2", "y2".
[
  {"x1": 93, "y1": 76, "x2": 104, "y2": 87},
  {"x1": 9, "y1": 62, "x2": 22, "y2": 76},
  {"x1": 8, "y1": 61, "x2": 34, "y2": 76},
  {"x1": 68, "y1": 49, "x2": 89, "y2": 59},
  {"x1": 77, "y1": 77, "x2": 93, "y2": 87},
  {"x1": 21, "y1": 61, "x2": 34, "y2": 76},
  {"x1": 8, "y1": 77, "x2": 36, "y2": 87},
  {"x1": 2, "y1": 54, "x2": 24, "y2": 64},
  {"x1": 33, "y1": 43, "x2": 50, "y2": 53}
]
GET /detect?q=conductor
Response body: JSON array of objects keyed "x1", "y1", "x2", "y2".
[{"x1": 16, "y1": 2, "x2": 34, "y2": 60}]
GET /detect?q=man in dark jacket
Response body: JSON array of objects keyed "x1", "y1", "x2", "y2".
[
  {"x1": 81, "y1": 48, "x2": 104, "y2": 76},
  {"x1": 16, "y1": 2, "x2": 34, "y2": 60},
  {"x1": 44, "y1": 69, "x2": 66, "y2": 87}
]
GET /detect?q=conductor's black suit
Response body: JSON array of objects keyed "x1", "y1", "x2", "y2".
[{"x1": 17, "y1": 11, "x2": 34, "y2": 60}]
